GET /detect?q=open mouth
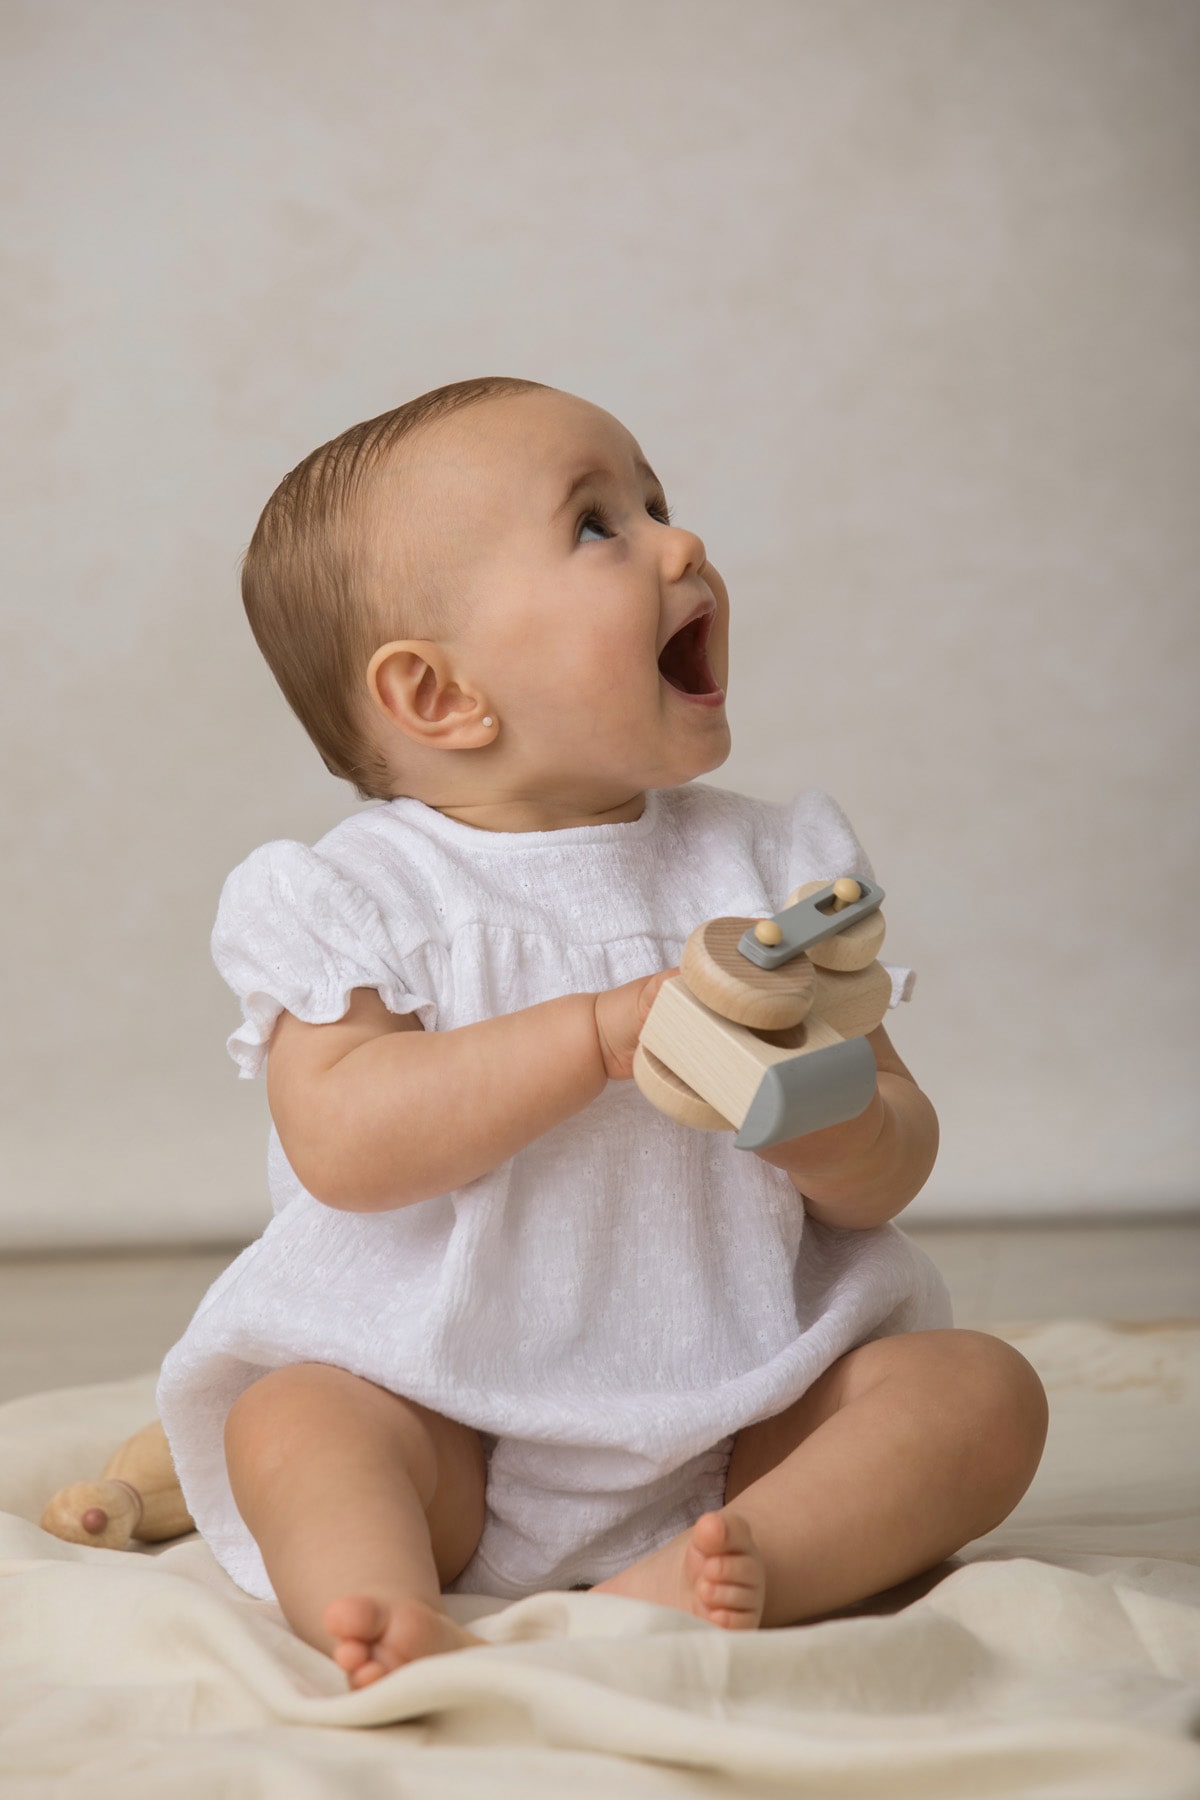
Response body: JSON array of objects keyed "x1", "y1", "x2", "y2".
[{"x1": 657, "y1": 608, "x2": 724, "y2": 703}]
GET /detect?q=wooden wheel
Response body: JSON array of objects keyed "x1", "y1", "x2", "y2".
[
  {"x1": 633, "y1": 1041, "x2": 732, "y2": 1130},
  {"x1": 681, "y1": 916, "x2": 814, "y2": 1028}
]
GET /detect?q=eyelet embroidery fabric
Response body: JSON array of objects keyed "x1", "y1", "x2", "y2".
[{"x1": 157, "y1": 782, "x2": 950, "y2": 1600}]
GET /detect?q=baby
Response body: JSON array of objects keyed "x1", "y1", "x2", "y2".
[{"x1": 157, "y1": 377, "x2": 1048, "y2": 1689}]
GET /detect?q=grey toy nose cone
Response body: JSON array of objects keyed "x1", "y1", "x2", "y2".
[{"x1": 733, "y1": 1037, "x2": 878, "y2": 1151}]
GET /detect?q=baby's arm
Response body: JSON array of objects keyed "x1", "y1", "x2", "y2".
[
  {"x1": 754, "y1": 1026, "x2": 938, "y2": 1231},
  {"x1": 266, "y1": 971, "x2": 673, "y2": 1211}
]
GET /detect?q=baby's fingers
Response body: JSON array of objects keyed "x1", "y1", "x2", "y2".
[{"x1": 594, "y1": 968, "x2": 678, "y2": 1081}]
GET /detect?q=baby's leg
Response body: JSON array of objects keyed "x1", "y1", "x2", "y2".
[
  {"x1": 596, "y1": 1328, "x2": 1048, "y2": 1628},
  {"x1": 224, "y1": 1362, "x2": 487, "y2": 1685}
]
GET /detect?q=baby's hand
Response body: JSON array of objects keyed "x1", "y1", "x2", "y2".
[{"x1": 593, "y1": 968, "x2": 678, "y2": 1082}]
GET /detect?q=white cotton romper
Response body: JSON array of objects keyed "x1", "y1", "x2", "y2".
[{"x1": 156, "y1": 781, "x2": 952, "y2": 1603}]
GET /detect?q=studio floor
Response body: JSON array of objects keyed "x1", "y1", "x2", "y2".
[{"x1": 0, "y1": 1219, "x2": 1197, "y2": 1405}]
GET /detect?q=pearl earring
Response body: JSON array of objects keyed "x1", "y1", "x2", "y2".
[{"x1": 482, "y1": 716, "x2": 495, "y2": 728}]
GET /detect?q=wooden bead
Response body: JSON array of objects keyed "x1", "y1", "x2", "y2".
[
  {"x1": 682, "y1": 916, "x2": 814, "y2": 1029},
  {"x1": 784, "y1": 880, "x2": 885, "y2": 972},
  {"x1": 831, "y1": 877, "x2": 862, "y2": 910},
  {"x1": 753, "y1": 919, "x2": 783, "y2": 946}
]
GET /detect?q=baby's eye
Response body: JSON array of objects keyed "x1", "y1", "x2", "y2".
[
  {"x1": 577, "y1": 509, "x2": 614, "y2": 543},
  {"x1": 576, "y1": 495, "x2": 672, "y2": 542}
]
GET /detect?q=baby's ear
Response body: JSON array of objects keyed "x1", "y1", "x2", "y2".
[{"x1": 366, "y1": 640, "x2": 489, "y2": 743}]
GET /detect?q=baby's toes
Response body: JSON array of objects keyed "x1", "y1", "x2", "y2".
[
  {"x1": 324, "y1": 1594, "x2": 483, "y2": 1685},
  {"x1": 349, "y1": 1656, "x2": 392, "y2": 1689},
  {"x1": 323, "y1": 1594, "x2": 412, "y2": 1682},
  {"x1": 332, "y1": 1638, "x2": 370, "y2": 1674},
  {"x1": 685, "y1": 1510, "x2": 749, "y2": 1585},
  {"x1": 698, "y1": 1571, "x2": 759, "y2": 1616},
  {"x1": 688, "y1": 1511, "x2": 765, "y2": 1629},
  {"x1": 691, "y1": 1508, "x2": 754, "y2": 1559},
  {"x1": 324, "y1": 1593, "x2": 386, "y2": 1650}
]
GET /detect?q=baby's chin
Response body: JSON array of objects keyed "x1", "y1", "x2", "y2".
[{"x1": 630, "y1": 716, "x2": 734, "y2": 791}]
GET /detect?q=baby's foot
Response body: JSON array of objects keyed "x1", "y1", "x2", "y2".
[
  {"x1": 595, "y1": 1509, "x2": 766, "y2": 1630},
  {"x1": 684, "y1": 1510, "x2": 767, "y2": 1629},
  {"x1": 323, "y1": 1594, "x2": 484, "y2": 1688}
]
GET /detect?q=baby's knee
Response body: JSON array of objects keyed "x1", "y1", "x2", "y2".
[
  {"x1": 223, "y1": 1363, "x2": 471, "y2": 1516},
  {"x1": 952, "y1": 1330, "x2": 1049, "y2": 1489},
  {"x1": 223, "y1": 1362, "x2": 365, "y2": 1491}
]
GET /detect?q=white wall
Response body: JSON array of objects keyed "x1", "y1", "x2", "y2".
[{"x1": 2, "y1": 0, "x2": 1197, "y2": 1248}]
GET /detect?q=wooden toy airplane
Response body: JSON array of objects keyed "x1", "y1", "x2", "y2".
[{"x1": 633, "y1": 876, "x2": 891, "y2": 1150}]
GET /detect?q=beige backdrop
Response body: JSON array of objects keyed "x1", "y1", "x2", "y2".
[{"x1": 2, "y1": 0, "x2": 1197, "y2": 1249}]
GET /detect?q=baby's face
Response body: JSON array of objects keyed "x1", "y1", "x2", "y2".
[{"x1": 382, "y1": 388, "x2": 731, "y2": 806}]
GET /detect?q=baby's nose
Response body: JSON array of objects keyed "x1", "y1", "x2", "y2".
[{"x1": 662, "y1": 524, "x2": 707, "y2": 579}]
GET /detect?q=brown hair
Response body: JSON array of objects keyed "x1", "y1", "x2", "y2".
[{"x1": 241, "y1": 375, "x2": 547, "y2": 800}]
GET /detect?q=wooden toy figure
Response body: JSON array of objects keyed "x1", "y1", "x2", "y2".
[
  {"x1": 39, "y1": 1418, "x2": 193, "y2": 1551},
  {"x1": 633, "y1": 876, "x2": 892, "y2": 1149}
]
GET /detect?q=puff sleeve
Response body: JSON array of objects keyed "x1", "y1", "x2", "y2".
[
  {"x1": 211, "y1": 841, "x2": 439, "y2": 1079},
  {"x1": 787, "y1": 790, "x2": 915, "y2": 1009}
]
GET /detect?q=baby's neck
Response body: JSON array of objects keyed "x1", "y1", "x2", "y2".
[{"x1": 423, "y1": 791, "x2": 648, "y2": 833}]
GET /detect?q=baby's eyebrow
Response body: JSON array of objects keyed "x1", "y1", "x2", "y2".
[{"x1": 551, "y1": 458, "x2": 663, "y2": 520}]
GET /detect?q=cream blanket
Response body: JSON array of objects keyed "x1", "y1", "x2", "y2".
[{"x1": 3, "y1": 1320, "x2": 1198, "y2": 1798}]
